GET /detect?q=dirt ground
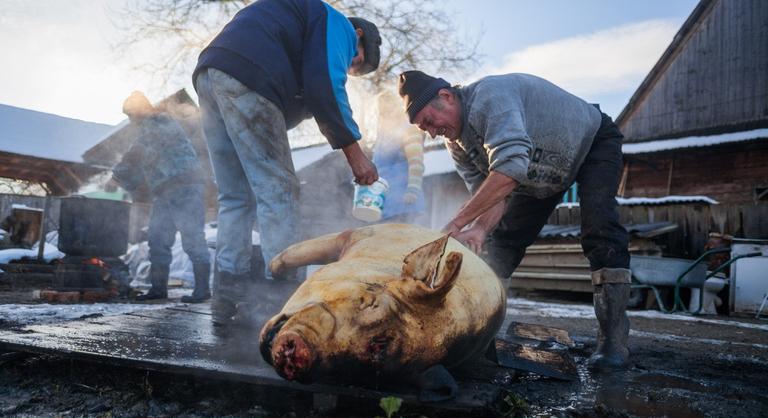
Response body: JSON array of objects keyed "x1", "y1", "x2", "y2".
[{"x1": 1, "y1": 289, "x2": 767, "y2": 417}]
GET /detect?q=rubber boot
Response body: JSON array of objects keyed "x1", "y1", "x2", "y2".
[
  {"x1": 135, "y1": 264, "x2": 169, "y2": 301},
  {"x1": 588, "y1": 268, "x2": 631, "y2": 371},
  {"x1": 211, "y1": 270, "x2": 252, "y2": 327},
  {"x1": 181, "y1": 263, "x2": 211, "y2": 303}
]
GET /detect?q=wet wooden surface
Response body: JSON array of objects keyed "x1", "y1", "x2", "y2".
[{"x1": 0, "y1": 303, "x2": 507, "y2": 412}]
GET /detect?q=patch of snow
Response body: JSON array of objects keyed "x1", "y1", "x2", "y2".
[
  {"x1": 556, "y1": 195, "x2": 718, "y2": 209},
  {"x1": 10, "y1": 203, "x2": 43, "y2": 211},
  {"x1": 507, "y1": 298, "x2": 768, "y2": 332},
  {"x1": 0, "y1": 243, "x2": 64, "y2": 264},
  {"x1": 623, "y1": 128, "x2": 768, "y2": 154},
  {"x1": 629, "y1": 329, "x2": 768, "y2": 351},
  {"x1": 616, "y1": 195, "x2": 718, "y2": 205}
]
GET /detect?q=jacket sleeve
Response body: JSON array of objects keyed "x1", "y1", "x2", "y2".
[
  {"x1": 446, "y1": 139, "x2": 486, "y2": 195},
  {"x1": 302, "y1": 1, "x2": 361, "y2": 149},
  {"x1": 112, "y1": 142, "x2": 146, "y2": 192}
]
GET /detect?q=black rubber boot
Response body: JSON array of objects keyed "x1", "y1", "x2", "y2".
[
  {"x1": 181, "y1": 263, "x2": 211, "y2": 303},
  {"x1": 588, "y1": 276, "x2": 631, "y2": 371},
  {"x1": 135, "y1": 264, "x2": 169, "y2": 301},
  {"x1": 211, "y1": 270, "x2": 252, "y2": 326}
]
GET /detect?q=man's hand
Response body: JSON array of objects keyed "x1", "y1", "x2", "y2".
[
  {"x1": 453, "y1": 225, "x2": 488, "y2": 255},
  {"x1": 441, "y1": 220, "x2": 462, "y2": 236},
  {"x1": 403, "y1": 191, "x2": 418, "y2": 205},
  {"x1": 342, "y1": 142, "x2": 378, "y2": 185}
]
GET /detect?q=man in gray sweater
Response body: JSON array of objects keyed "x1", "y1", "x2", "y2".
[{"x1": 398, "y1": 71, "x2": 631, "y2": 370}]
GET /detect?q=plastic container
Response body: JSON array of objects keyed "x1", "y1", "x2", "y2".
[{"x1": 352, "y1": 178, "x2": 389, "y2": 222}]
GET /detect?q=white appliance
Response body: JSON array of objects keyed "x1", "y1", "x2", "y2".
[{"x1": 729, "y1": 239, "x2": 768, "y2": 315}]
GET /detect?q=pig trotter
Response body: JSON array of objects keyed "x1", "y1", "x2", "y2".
[
  {"x1": 416, "y1": 364, "x2": 458, "y2": 402},
  {"x1": 272, "y1": 331, "x2": 315, "y2": 382}
]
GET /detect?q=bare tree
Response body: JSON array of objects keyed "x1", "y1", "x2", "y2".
[{"x1": 112, "y1": 0, "x2": 481, "y2": 92}]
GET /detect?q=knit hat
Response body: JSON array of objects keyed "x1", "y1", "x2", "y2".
[
  {"x1": 348, "y1": 17, "x2": 381, "y2": 75},
  {"x1": 398, "y1": 71, "x2": 450, "y2": 123},
  {"x1": 122, "y1": 91, "x2": 154, "y2": 115}
]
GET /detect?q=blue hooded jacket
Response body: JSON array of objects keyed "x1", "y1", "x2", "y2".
[{"x1": 193, "y1": 0, "x2": 361, "y2": 149}]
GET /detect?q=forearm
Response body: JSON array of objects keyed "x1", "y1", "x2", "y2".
[
  {"x1": 451, "y1": 171, "x2": 518, "y2": 230},
  {"x1": 472, "y1": 199, "x2": 506, "y2": 234}
]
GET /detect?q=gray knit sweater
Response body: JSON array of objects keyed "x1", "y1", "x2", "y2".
[{"x1": 447, "y1": 73, "x2": 602, "y2": 198}]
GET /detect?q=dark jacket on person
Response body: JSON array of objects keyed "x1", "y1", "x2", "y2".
[
  {"x1": 193, "y1": 0, "x2": 362, "y2": 149},
  {"x1": 112, "y1": 114, "x2": 203, "y2": 195}
]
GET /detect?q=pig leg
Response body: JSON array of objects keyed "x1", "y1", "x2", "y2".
[{"x1": 269, "y1": 230, "x2": 354, "y2": 278}]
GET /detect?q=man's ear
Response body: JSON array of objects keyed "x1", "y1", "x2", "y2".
[
  {"x1": 439, "y1": 88, "x2": 454, "y2": 104},
  {"x1": 355, "y1": 27, "x2": 364, "y2": 40}
]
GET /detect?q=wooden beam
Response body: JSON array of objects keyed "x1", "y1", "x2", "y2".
[{"x1": 666, "y1": 157, "x2": 675, "y2": 195}]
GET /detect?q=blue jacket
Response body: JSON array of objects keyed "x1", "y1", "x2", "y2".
[
  {"x1": 112, "y1": 114, "x2": 204, "y2": 195},
  {"x1": 193, "y1": 0, "x2": 361, "y2": 149}
]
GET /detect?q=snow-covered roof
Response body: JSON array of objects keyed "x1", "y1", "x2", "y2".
[
  {"x1": 0, "y1": 104, "x2": 116, "y2": 163},
  {"x1": 622, "y1": 128, "x2": 768, "y2": 154},
  {"x1": 557, "y1": 195, "x2": 718, "y2": 209},
  {"x1": 291, "y1": 143, "x2": 458, "y2": 177},
  {"x1": 292, "y1": 143, "x2": 333, "y2": 171}
]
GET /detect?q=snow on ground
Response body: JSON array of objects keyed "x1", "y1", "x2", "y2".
[
  {"x1": 0, "y1": 244, "x2": 64, "y2": 264},
  {"x1": 508, "y1": 298, "x2": 768, "y2": 332},
  {"x1": 630, "y1": 329, "x2": 768, "y2": 350}
]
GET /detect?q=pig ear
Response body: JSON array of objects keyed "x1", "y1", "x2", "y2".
[{"x1": 400, "y1": 235, "x2": 463, "y2": 299}]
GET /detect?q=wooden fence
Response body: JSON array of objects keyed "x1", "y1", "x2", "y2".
[{"x1": 547, "y1": 202, "x2": 768, "y2": 258}]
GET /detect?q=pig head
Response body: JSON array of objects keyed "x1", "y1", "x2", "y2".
[{"x1": 259, "y1": 224, "x2": 506, "y2": 385}]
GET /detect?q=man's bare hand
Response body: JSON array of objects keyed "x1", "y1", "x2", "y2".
[
  {"x1": 403, "y1": 191, "x2": 418, "y2": 205},
  {"x1": 441, "y1": 220, "x2": 461, "y2": 236},
  {"x1": 453, "y1": 226, "x2": 488, "y2": 255},
  {"x1": 342, "y1": 142, "x2": 378, "y2": 185}
]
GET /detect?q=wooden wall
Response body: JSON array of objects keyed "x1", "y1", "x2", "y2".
[
  {"x1": 619, "y1": 0, "x2": 768, "y2": 141},
  {"x1": 623, "y1": 142, "x2": 768, "y2": 203},
  {"x1": 548, "y1": 201, "x2": 768, "y2": 258}
]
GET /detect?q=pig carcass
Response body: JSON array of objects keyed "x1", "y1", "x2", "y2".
[{"x1": 259, "y1": 224, "x2": 506, "y2": 399}]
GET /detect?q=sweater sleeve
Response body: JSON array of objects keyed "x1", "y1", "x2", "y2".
[
  {"x1": 302, "y1": 1, "x2": 361, "y2": 149},
  {"x1": 472, "y1": 94, "x2": 532, "y2": 183}
]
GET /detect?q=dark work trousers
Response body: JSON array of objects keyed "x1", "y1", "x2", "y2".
[
  {"x1": 148, "y1": 182, "x2": 210, "y2": 268},
  {"x1": 485, "y1": 113, "x2": 630, "y2": 279}
]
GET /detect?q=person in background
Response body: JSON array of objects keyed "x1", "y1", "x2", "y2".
[
  {"x1": 372, "y1": 89, "x2": 426, "y2": 224},
  {"x1": 112, "y1": 91, "x2": 211, "y2": 303},
  {"x1": 398, "y1": 70, "x2": 631, "y2": 371},
  {"x1": 192, "y1": 0, "x2": 381, "y2": 325}
]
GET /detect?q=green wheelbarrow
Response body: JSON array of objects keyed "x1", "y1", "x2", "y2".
[{"x1": 630, "y1": 248, "x2": 762, "y2": 314}]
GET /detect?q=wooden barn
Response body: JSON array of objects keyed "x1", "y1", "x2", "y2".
[{"x1": 615, "y1": 0, "x2": 767, "y2": 204}]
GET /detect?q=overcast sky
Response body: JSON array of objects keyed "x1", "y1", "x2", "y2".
[{"x1": 0, "y1": 0, "x2": 698, "y2": 125}]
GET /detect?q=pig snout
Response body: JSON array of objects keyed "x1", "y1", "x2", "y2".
[{"x1": 272, "y1": 331, "x2": 315, "y2": 382}]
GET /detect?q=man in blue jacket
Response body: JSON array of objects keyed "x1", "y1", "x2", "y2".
[
  {"x1": 113, "y1": 91, "x2": 211, "y2": 303},
  {"x1": 193, "y1": 0, "x2": 382, "y2": 325}
]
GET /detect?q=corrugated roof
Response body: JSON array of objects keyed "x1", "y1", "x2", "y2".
[
  {"x1": 0, "y1": 104, "x2": 115, "y2": 163},
  {"x1": 539, "y1": 221, "x2": 678, "y2": 238}
]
